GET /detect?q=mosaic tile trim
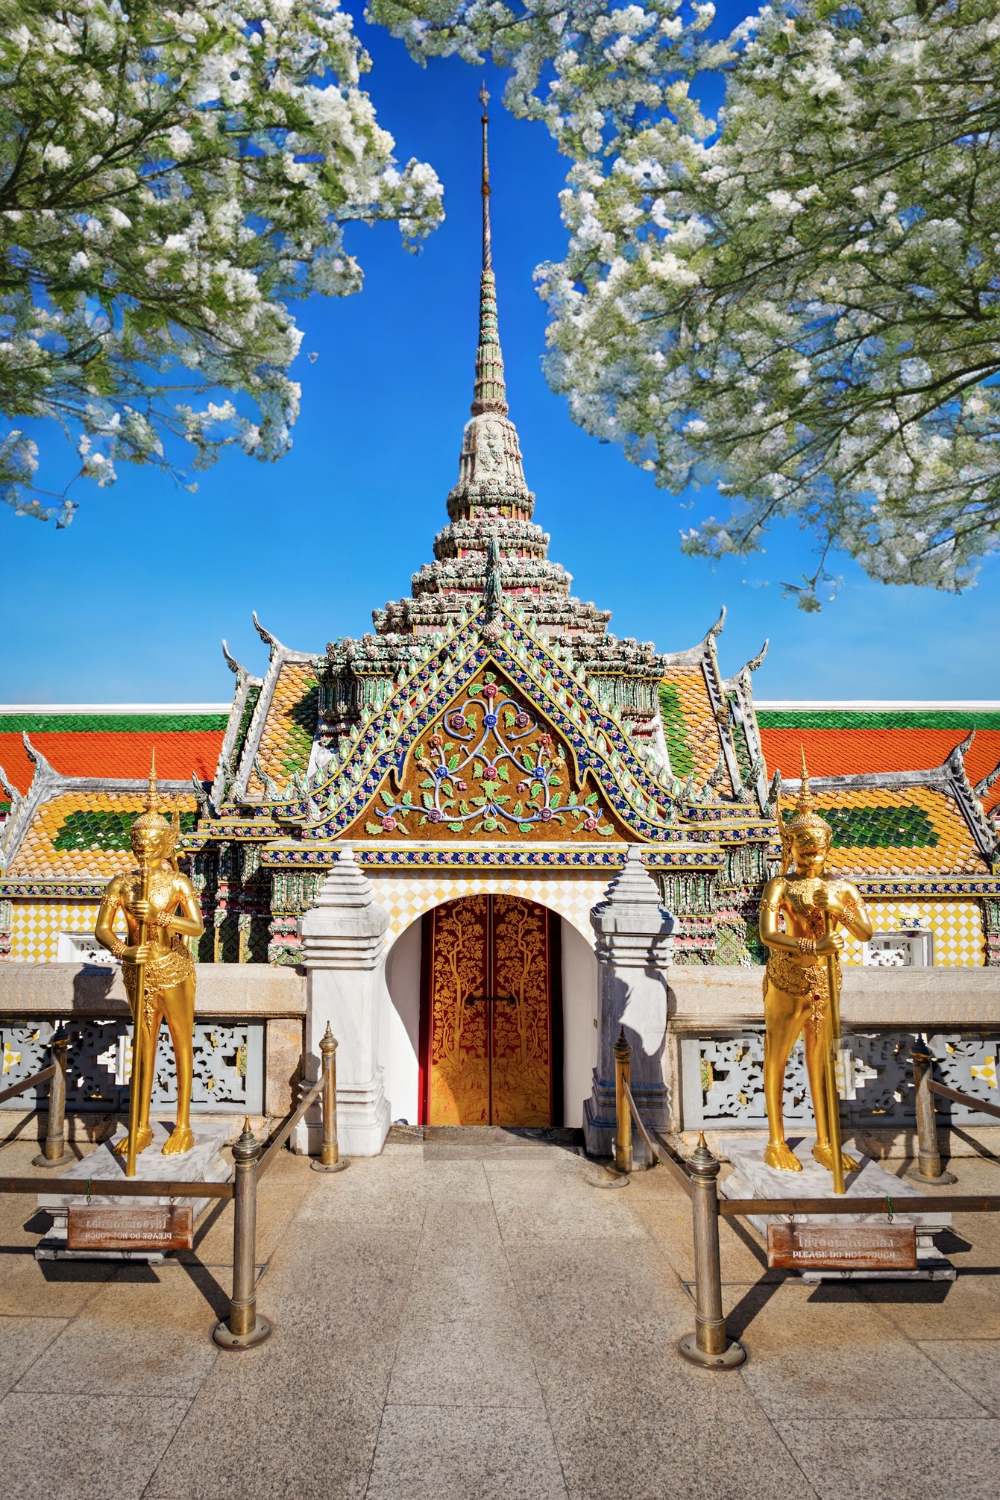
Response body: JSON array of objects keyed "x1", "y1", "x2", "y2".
[
  {"x1": 261, "y1": 845, "x2": 727, "y2": 871},
  {"x1": 682, "y1": 1030, "x2": 999, "y2": 1128}
]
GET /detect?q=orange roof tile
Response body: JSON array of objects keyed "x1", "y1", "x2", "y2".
[{"x1": 0, "y1": 714, "x2": 226, "y2": 797}]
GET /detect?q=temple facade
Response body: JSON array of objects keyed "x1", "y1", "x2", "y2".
[{"x1": 1, "y1": 108, "x2": 999, "y2": 1151}]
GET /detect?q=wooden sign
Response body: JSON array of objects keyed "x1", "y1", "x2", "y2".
[
  {"x1": 767, "y1": 1222, "x2": 917, "y2": 1272},
  {"x1": 67, "y1": 1204, "x2": 193, "y2": 1253}
]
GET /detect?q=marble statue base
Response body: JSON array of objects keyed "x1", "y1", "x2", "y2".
[
  {"x1": 36, "y1": 1121, "x2": 233, "y2": 1263},
  {"x1": 718, "y1": 1134, "x2": 955, "y2": 1281}
]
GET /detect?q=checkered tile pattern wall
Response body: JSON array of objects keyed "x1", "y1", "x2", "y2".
[
  {"x1": 367, "y1": 870, "x2": 612, "y2": 946},
  {"x1": 8, "y1": 902, "x2": 105, "y2": 963},
  {"x1": 841, "y1": 900, "x2": 985, "y2": 969}
]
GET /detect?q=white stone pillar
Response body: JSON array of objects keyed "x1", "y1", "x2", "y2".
[
  {"x1": 294, "y1": 848, "x2": 391, "y2": 1157},
  {"x1": 583, "y1": 847, "x2": 673, "y2": 1162}
]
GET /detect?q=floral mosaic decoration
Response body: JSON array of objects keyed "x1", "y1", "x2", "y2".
[{"x1": 365, "y1": 672, "x2": 614, "y2": 837}]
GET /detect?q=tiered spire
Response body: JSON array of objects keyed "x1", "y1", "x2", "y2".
[
  {"x1": 372, "y1": 90, "x2": 613, "y2": 641},
  {"x1": 471, "y1": 84, "x2": 508, "y2": 418}
]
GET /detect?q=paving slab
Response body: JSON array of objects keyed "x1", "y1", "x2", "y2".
[
  {"x1": 147, "y1": 1386, "x2": 385, "y2": 1500},
  {"x1": 0, "y1": 1391, "x2": 190, "y2": 1500},
  {"x1": 918, "y1": 1339, "x2": 1000, "y2": 1415},
  {"x1": 0, "y1": 1315, "x2": 67, "y2": 1396},
  {"x1": 777, "y1": 1418, "x2": 1000, "y2": 1500},
  {"x1": 366, "y1": 1404, "x2": 568, "y2": 1500},
  {"x1": 550, "y1": 1406, "x2": 815, "y2": 1500},
  {"x1": 858, "y1": 1271, "x2": 1000, "y2": 1339},
  {"x1": 388, "y1": 1316, "x2": 545, "y2": 1409},
  {"x1": 14, "y1": 1264, "x2": 221, "y2": 1396},
  {"x1": 732, "y1": 1280, "x2": 986, "y2": 1418}
]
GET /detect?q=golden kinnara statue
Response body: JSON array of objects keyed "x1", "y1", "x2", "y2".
[
  {"x1": 759, "y1": 752, "x2": 873, "y2": 1188},
  {"x1": 95, "y1": 755, "x2": 204, "y2": 1173}
]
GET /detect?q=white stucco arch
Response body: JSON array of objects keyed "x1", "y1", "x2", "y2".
[
  {"x1": 366, "y1": 867, "x2": 609, "y2": 947},
  {"x1": 374, "y1": 876, "x2": 601, "y2": 1129}
]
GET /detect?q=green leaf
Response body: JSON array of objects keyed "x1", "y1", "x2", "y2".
[
  {"x1": 550, "y1": 793, "x2": 562, "y2": 810},
  {"x1": 365, "y1": 821, "x2": 382, "y2": 836},
  {"x1": 584, "y1": 792, "x2": 599, "y2": 806},
  {"x1": 483, "y1": 818, "x2": 498, "y2": 831},
  {"x1": 448, "y1": 822, "x2": 464, "y2": 833},
  {"x1": 496, "y1": 762, "x2": 510, "y2": 782},
  {"x1": 482, "y1": 780, "x2": 497, "y2": 796},
  {"x1": 472, "y1": 796, "x2": 488, "y2": 807},
  {"x1": 598, "y1": 824, "x2": 614, "y2": 836},
  {"x1": 518, "y1": 822, "x2": 534, "y2": 833},
  {"x1": 400, "y1": 791, "x2": 413, "y2": 807},
  {"x1": 522, "y1": 753, "x2": 535, "y2": 770},
  {"x1": 447, "y1": 753, "x2": 460, "y2": 770},
  {"x1": 568, "y1": 792, "x2": 578, "y2": 807},
  {"x1": 422, "y1": 792, "x2": 434, "y2": 810},
  {"x1": 513, "y1": 800, "x2": 523, "y2": 817},
  {"x1": 420, "y1": 777, "x2": 436, "y2": 790},
  {"x1": 380, "y1": 790, "x2": 394, "y2": 806},
  {"x1": 531, "y1": 782, "x2": 543, "y2": 799}
]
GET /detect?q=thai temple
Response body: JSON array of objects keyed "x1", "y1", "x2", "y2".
[{"x1": 1, "y1": 107, "x2": 999, "y2": 1153}]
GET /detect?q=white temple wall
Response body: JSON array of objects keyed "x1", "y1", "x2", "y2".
[
  {"x1": 561, "y1": 922, "x2": 598, "y2": 1127},
  {"x1": 380, "y1": 917, "x2": 422, "y2": 1126}
]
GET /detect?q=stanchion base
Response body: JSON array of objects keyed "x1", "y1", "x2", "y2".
[
  {"x1": 310, "y1": 1157, "x2": 349, "y2": 1173},
  {"x1": 909, "y1": 1166, "x2": 958, "y2": 1185},
  {"x1": 212, "y1": 1315, "x2": 273, "y2": 1352},
  {"x1": 585, "y1": 1166, "x2": 630, "y2": 1190},
  {"x1": 678, "y1": 1332, "x2": 746, "y2": 1370},
  {"x1": 31, "y1": 1150, "x2": 75, "y2": 1169}
]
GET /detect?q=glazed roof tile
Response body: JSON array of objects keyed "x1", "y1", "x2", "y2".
[
  {"x1": 790, "y1": 784, "x2": 987, "y2": 877},
  {"x1": 6, "y1": 789, "x2": 199, "y2": 879},
  {"x1": 0, "y1": 710, "x2": 227, "y2": 797},
  {"x1": 246, "y1": 661, "x2": 320, "y2": 795},
  {"x1": 757, "y1": 706, "x2": 1000, "y2": 814}
]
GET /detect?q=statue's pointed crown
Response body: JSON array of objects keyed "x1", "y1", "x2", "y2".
[
  {"x1": 131, "y1": 749, "x2": 175, "y2": 846},
  {"x1": 785, "y1": 745, "x2": 832, "y2": 843}
]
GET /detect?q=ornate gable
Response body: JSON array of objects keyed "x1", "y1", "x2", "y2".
[
  {"x1": 263, "y1": 606, "x2": 685, "y2": 844},
  {"x1": 345, "y1": 661, "x2": 626, "y2": 842}
]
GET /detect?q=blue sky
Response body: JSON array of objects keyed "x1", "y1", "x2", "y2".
[{"x1": 2, "y1": 7, "x2": 997, "y2": 705}]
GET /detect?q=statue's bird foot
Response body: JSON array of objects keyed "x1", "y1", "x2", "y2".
[
  {"x1": 812, "y1": 1143, "x2": 861, "y2": 1174},
  {"x1": 115, "y1": 1128, "x2": 153, "y2": 1156},
  {"x1": 162, "y1": 1126, "x2": 195, "y2": 1157},
  {"x1": 764, "y1": 1141, "x2": 802, "y2": 1172}
]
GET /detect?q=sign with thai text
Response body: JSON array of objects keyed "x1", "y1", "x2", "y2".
[
  {"x1": 67, "y1": 1204, "x2": 193, "y2": 1252},
  {"x1": 767, "y1": 1222, "x2": 917, "y2": 1271}
]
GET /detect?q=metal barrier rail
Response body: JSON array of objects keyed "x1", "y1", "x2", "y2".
[
  {"x1": 0, "y1": 1023, "x2": 346, "y2": 1352},
  {"x1": 611, "y1": 1032, "x2": 1000, "y2": 1374},
  {"x1": 912, "y1": 1047, "x2": 1000, "y2": 1183},
  {"x1": 0, "y1": 1033, "x2": 72, "y2": 1168}
]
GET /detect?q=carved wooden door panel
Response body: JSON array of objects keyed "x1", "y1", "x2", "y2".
[{"x1": 422, "y1": 895, "x2": 557, "y2": 1127}]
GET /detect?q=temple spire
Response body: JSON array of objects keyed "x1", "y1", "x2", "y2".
[{"x1": 472, "y1": 85, "x2": 508, "y2": 417}]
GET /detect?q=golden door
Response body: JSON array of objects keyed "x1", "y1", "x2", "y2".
[{"x1": 422, "y1": 895, "x2": 558, "y2": 1127}]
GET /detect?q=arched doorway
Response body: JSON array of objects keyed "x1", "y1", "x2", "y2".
[{"x1": 419, "y1": 895, "x2": 562, "y2": 1126}]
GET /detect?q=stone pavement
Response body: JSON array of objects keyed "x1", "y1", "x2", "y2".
[{"x1": 2, "y1": 1126, "x2": 999, "y2": 1500}]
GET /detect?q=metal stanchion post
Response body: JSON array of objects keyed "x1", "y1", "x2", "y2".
[
  {"x1": 213, "y1": 1118, "x2": 272, "y2": 1350},
  {"x1": 678, "y1": 1134, "x2": 746, "y2": 1369},
  {"x1": 614, "y1": 1028, "x2": 633, "y2": 1176},
  {"x1": 311, "y1": 1022, "x2": 348, "y2": 1174},
  {"x1": 910, "y1": 1049, "x2": 957, "y2": 1185},
  {"x1": 33, "y1": 1032, "x2": 73, "y2": 1169}
]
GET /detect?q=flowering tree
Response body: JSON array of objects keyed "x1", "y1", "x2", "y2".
[
  {"x1": 1, "y1": 0, "x2": 442, "y2": 522},
  {"x1": 373, "y1": 0, "x2": 1000, "y2": 606}
]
